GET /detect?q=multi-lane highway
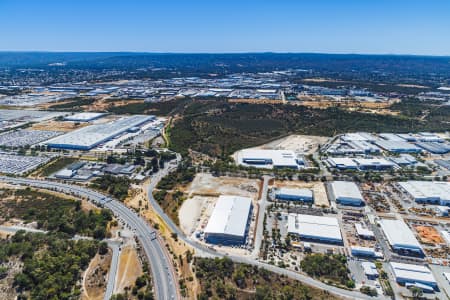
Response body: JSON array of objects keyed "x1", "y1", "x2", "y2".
[
  {"x1": 147, "y1": 160, "x2": 389, "y2": 300},
  {"x1": 0, "y1": 157, "x2": 388, "y2": 300},
  {"x1": 0, "y1": 176, "x2": 179, "y2": 300}
]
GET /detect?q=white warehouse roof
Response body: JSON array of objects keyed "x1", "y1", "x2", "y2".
[
  {"x1": 362, "y1": 262, "x2": 379, "y2": 277},
  {"x1": 349, "y1": 140, "x2": 381, "y2": 153},
  {"x1": 276, "y1": 188, "x2": 312, "y2": 198},
  {"x1": 374, "y1": 140, "x2": 422, "y2": 152},
  {"x1": 379, "y1": 133, "x2": 406, "y2": 141},
  {"x1": 204, "y1": 195, "x2": 252, "y2": 238},
  {"x1": 352, "y1": 158, "x2": 395, "y2": 168},
  {"x1": 355, "y1": 223, "x2": 375, "y2": 238},
  {"x1": 379, "y1": 219, "x2": 423, "y2": 252},
  {"x1": 327, "y1": 157, "x2": 358, "y2": 168},
  {"x1": 342, "y1": 132, "x2": 377, "y2": 142},
  {"x1": 288, "y1": 214, "x2": 342, "y2": 243},
  {"x1": 237, "y1": 149, "x2": 300, "y2": 169},
  {"x1": 64, "y1": 112, "x2": 105, "y2": 122},
  {"x1": 390, "y1": 262, "x2": 437, "y2": 287},
  {"x1": 46, "y1": 115, "x2": 153, "y2": 150},
  {"x1": 330, "y1": 181, "x2": 364, "y2": 202},
  {"x1": 398, "y1": 181, "x2": 450, "y2": 205}
]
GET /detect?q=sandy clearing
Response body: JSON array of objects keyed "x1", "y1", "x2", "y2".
[
  {"x1": 114, "y1": 245, "x2": 142, "y2": 294},
  {"x1": 179, "y1": 195, "x2": 215, "y2": 235},
  {"x1": 233, "y1": 134, "x2": 329, "y2": 157},
  {"x1": 82, "y1": 250, "x2": 112, "y2": 300},
  {"x1": 30, "y1": 120, "x2": 89, "y2": 132},
  {"x1": 186, "y1": 173, "x2": 260, "y2": 198},
  {"x1": 259, "y1": 134, "x2": 328, "y2": 154}
]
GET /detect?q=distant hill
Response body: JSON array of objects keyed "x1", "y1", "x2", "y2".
[
  {"x1": 0, "y1": 51, "x2": 137, "y2": 67},
  {"x1": 0, "y1": 52, "x2": 448, "y2": 75}
]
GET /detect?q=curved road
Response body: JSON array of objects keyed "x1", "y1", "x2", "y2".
[
  {"x1": 0, "y1": 176, "x2": 179, "y2": 300},
  {"x1": 148, "y1": 159, "x2": 389, "y2": 300}
]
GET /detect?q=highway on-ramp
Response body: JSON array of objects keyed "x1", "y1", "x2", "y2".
[
  {"x1": 104, "y1": 240, "x2": 121, "y2": 300},
  {"x1": 0, "y1": 176, "x2": 179, "y2": 300}
]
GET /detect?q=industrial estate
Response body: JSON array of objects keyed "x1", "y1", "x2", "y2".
[{"x1": 0, "y1": 52, "x2": 450, "y2": 300}]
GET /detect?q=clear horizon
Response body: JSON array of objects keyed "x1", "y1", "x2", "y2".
[
  {"x1": 1, "y1": 0, "x2": 450, "y2": 56},
  {"x1": 1, "y1": 51, "x2": 450, "y2": 58}
]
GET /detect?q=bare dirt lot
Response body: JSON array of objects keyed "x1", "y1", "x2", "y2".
[
  {"x1": 251, "y1": 134, "x2": 329, "y2": 155},
  {"x1": 114, "y1": 245, "x2": 143, "y2": 294},
  {"x1": 186, "y1": 173, "x2": 260, "y2": 198},
  {"x1": 30, "y1": 120, "x2": 89, "y2": 132},
  {"x1": 179, "y1": 195, "x2": 215, "y2": 235},
  {"x1": 272, "y1": 180, "x2": 329, "y2": 207},
  {"x1": 82, "y1": 250, "x2": 112, "y2": 300}
]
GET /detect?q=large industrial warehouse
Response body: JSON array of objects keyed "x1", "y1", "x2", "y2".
[
  {"x1": 275, "y1": 187, "x2": 313, "y2": 202},
  {"x1": 398, "y1": 181, "x2": 450, "y2": 206},
  {"x1": 379, "y1": 219, "x2": 423, "y2": 255},
  {"x1": 390, "y1": 262, "x2": 437, "y2": 291},
  {"x1": 374, "y1": 140, "x2": 422, "y2": 153},
  {"x1": 326, "y1": 157, "x2": 358, "y2": 170},
  {"x1": 416, "y1": 142, "x2": 450, "y2": 154},
  {"x1": 327, "y1": 157, "x2": 395, "y2": 170},
  {"x1": 204, "y1": 195, "x2": 253, "y2": 245},
  {"x1": 64, "y1": 112, "x2": 106, "y2": 122},
  {"x1": 287, "y1": 214, "x2": 343, "y2": 244},
  {"x1": 236, "y1": 149, "x2": 301, "y2": 169},
  {"x1": 46, "y1": 115, "x2": 154, "y2": 150},
  {"x1": 329, "y1": 181, "x2": 364, "y2": 206}
]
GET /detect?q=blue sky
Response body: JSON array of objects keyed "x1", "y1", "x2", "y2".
[{"x1": 1, "y1": 0, "x2": 450, "y2": 55}]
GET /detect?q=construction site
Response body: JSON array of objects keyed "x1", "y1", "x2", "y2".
[{"x1": 178, "y1": 173, "x2": 260, "y2": 255}]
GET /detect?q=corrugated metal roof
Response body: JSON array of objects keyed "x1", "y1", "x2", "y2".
[
  {"x1": 288, "y1": 214, "x2": 342, "y2": 241},
  {"x1": 355, "y1": 223, "x2": 375, "y2": 237},
  {"x1": 379, "y1": 219, "x2": 422, "y2": 250},
  {"x1": 46, "y1": 115, "x2": 153, "y2": 149},
  {"x1": 204, "y1": 195, "x2": 252, "y2": 237},
  {"x1": 276, "y1": 188, "x2": 312, "y2": 198},
  {"x1": 399, "y1": 181, "x2": 450, "y2": 202},
  {"x1": 361, "y1": 262, "x2": 378, "y2": 276},
  {"x1": 328, "y1": 157, "x2": 358, "y2": 167},
  {"x1": 390, "y1": 262, "x2": 436, "y2": 285},
  {"x1": 374, "y1": 140, "x2": 421, "y2": 152},
  {"x1": 64, "y1": 112, "x2": 105, "y2": 121},
  {"x1": 331, "y1": 181, "x2": 363, "y2": 201},
  {"x1": 238, "y1": 149, "x2": 299, "y2": 168}
]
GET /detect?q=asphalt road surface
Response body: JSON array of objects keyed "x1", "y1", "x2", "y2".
[
  {"x1": 104, "y1": 240, "x2": 121, "y2": 300},
  {"x1": 0, "y1": 176, "x2": 179, "y2": 300},
  {"x1": 252, "y1": 175, "x2": 270, "y2": 258}
]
